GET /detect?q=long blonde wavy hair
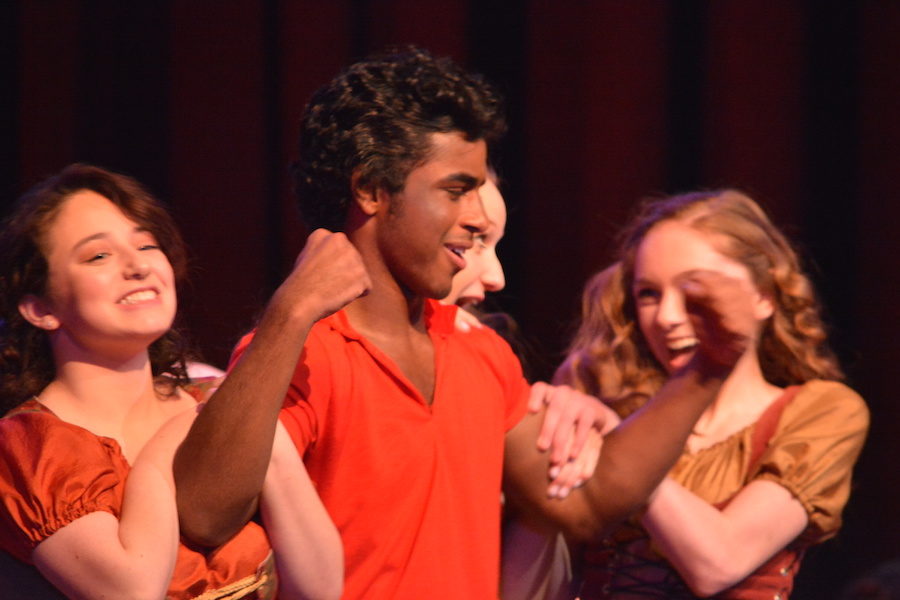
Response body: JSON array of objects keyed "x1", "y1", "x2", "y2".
[{"x1": 555, "y1": 190, "x2": 843, "y2": 417}]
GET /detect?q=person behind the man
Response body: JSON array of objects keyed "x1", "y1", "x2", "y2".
[{"x1": 173, "y1": 47, "x2": 758, "y2": 598}]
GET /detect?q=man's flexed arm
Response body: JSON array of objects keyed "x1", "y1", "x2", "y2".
[
  {"x1": 503, "y1": 271, "x2": 757, "y2": 541},
  {"x1": 174, "y1": 230, "x2": 370, "y2": 547}
]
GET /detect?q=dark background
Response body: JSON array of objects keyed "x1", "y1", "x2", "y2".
[{"x1": 4, "y1": 2, "x2": 898, "y2": 597}]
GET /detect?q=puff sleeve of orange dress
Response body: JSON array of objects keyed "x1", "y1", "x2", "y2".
[{"x1": 0, "y1": 400, "x2": 275, "y2": 600}]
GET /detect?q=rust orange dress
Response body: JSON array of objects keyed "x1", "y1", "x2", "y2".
[{"x1": 0, "y1": 399, "x2": 276, "y2": 600}]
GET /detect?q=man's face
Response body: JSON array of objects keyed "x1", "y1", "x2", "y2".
[{"x1": 375, "y1": 131, "x2": 489, "y2": 300}]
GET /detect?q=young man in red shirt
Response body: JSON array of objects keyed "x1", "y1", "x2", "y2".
[{"x1": 174, "y1": 48, "x2": 755, "y2": 598}]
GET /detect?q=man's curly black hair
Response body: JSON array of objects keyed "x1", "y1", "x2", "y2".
[{"x1": 291, "y1": 46, "x2": 506, "y2": 232}]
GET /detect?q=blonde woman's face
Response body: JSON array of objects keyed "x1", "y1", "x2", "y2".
[{"x1": 631, "y1": 220, "x2": 772, "y2": 373}]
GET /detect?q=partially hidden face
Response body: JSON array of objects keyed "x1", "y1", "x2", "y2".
[
  {"x1": 21, "y1": 189, "x2": 177, "y2": 354},
  {"x1": 631, "y1": 219, "x2": 772, "y2": 373},
  {"x1": 374, "y1": 131, "x2": 489, "y2": 300},
  {"x1": 444, "y1": 177, "x2": 507, "y2": 307}
]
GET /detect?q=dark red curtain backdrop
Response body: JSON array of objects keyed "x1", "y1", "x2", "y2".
[{"x1": 6, "y1": 2, "x2": 899, "y2": 596}]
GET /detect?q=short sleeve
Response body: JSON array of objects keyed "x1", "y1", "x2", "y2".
[
  {"x1": 0, "y1": 412, "x2": 126, "y2": 562},
  {"x1": 279, "y1": 329, "x2": 334, "y2": 454},
  {"x1": 230, "y1": 328, "x2": 331, "y2": 455},
  {"x1": 461, "y1": 325, "x2": 530, "y2": 432},
  {"x1": 501, "y1": 350, "x2": 530, "y2": 432},
  {"x1": 753, "y1": 380, "x2": 869, "y2": 543}
]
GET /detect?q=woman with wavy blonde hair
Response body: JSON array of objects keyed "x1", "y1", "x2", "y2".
[{"x1": 557, "y1": 189, "x2": 868, "y2": 599}]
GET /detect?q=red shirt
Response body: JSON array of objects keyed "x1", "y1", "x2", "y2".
[{"x1": 232, "y1": 300, "x2": 529, "y2": 598}]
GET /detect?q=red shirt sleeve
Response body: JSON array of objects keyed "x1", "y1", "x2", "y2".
[
  {"x1": 460, "y1": 324, "x2": 531, "y2": 432},
  {"x1": 229, "y1": 328, "x2": 332, "y2": 455}
]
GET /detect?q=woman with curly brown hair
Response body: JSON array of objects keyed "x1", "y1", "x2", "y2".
[
  {"x1": 557, "y1": 190, "x2": 869, "y2": 599},
  {"x1": 0, "y1": 164, "x2": 345, "y2": 599}
]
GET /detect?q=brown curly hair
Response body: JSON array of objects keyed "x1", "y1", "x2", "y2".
[
  {"x1": 0, "y1": 164, "x2": 192, "y2": 415},
  {"x1": 556, "y1": 189, "x2": 843, "y2": 417},
  {"x1": 292, "y1": 45, "x2": 506, "y2": 232}
]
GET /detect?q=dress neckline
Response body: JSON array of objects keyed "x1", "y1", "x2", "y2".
[{"x1": 681, "y1": 384, "x2": 799, "y2": 457}]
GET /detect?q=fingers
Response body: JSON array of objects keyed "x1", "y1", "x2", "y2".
[
  {"x1": 677, "y1": 270, "x2": 756, "y2": 371},
  {"x1": 546, "y1": 430, "x2": 603, "y2": 499},
  {"x1": 597, "y1": 403, "x2": 622, "y2": 435},
  {"x1": 533, "y1": 383, "x2": 607, "y2": 466},
  {"x1": 580, "y1": 430, "x2": 602, "y2": 481},
  {"x1": 568, "y1": 411, "x2": 594, "y2": 462},
  {"x1": 546, "y1": 436, "x2": 576, "y2": 499},
  {"x1": 533, "y1": 383, "x2": 562, "y2": 452},
  {"x1": 548, "y1": 389, "x2": 590, "y2": 464},
  {"x1": 528, "y1": 381, "x2": 550, "y2": 414},
  {"x1": 300, "y1": 230, "x2": 369, "y2": 289},
  {"x1": 299, "y1": 227, "x2": 333, "y2": 252},
  {"x1": 453, "y1": 308, "x2": 483, "y2": 332},
  {"x1": 279, "y1": 229, "x2": 371, "y2": 323}
]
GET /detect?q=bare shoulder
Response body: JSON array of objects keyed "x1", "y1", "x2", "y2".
[{"x1": 145, "y1": 390, "x2": 201, "y2": 458}]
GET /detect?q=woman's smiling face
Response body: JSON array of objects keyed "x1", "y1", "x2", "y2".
[
  {"x1": 28, "y1": 189, "x2": 177, "y2": 355},
  {"x1": 444, "y1": 177, "x2": 507, "y2": 307},
  {"x1": 632, "y1": 219, "x2": 772, "y2": 373}
]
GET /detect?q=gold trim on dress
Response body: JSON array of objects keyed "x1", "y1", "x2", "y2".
[{"x1": 188, "y1": 551, "x2": 277, "y2": 600}]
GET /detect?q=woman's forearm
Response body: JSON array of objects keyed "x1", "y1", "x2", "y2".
[
  {"x1": 641, "y1": 478, "x2": 807, "y2": 596},
  {"x1": 260, "y1": 423, "x2": 344, "y2": 600}
]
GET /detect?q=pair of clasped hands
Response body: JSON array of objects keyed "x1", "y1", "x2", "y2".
[
  {"x1": 457, "y1": 269, "x2": 756, "y2": 500},
  {"x1": 269, "y1": 229, "x2": 757, "y2": 500}
]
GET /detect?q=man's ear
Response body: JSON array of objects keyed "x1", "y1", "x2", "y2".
[
  {"x1": 18, "y1": 294, "x2": 60, "y2": 331},
  {"x1": 351, "y1": 171, "x2": 380, "y2": 216}
]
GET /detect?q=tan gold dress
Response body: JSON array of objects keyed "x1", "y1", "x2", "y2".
[{"x1": 578, "y1": 380, "x2": 869, "y2": 599}]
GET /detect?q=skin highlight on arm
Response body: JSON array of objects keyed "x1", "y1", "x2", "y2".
[{"x1": 174, "y1": 230, "x2": 369, "y2": 547}]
